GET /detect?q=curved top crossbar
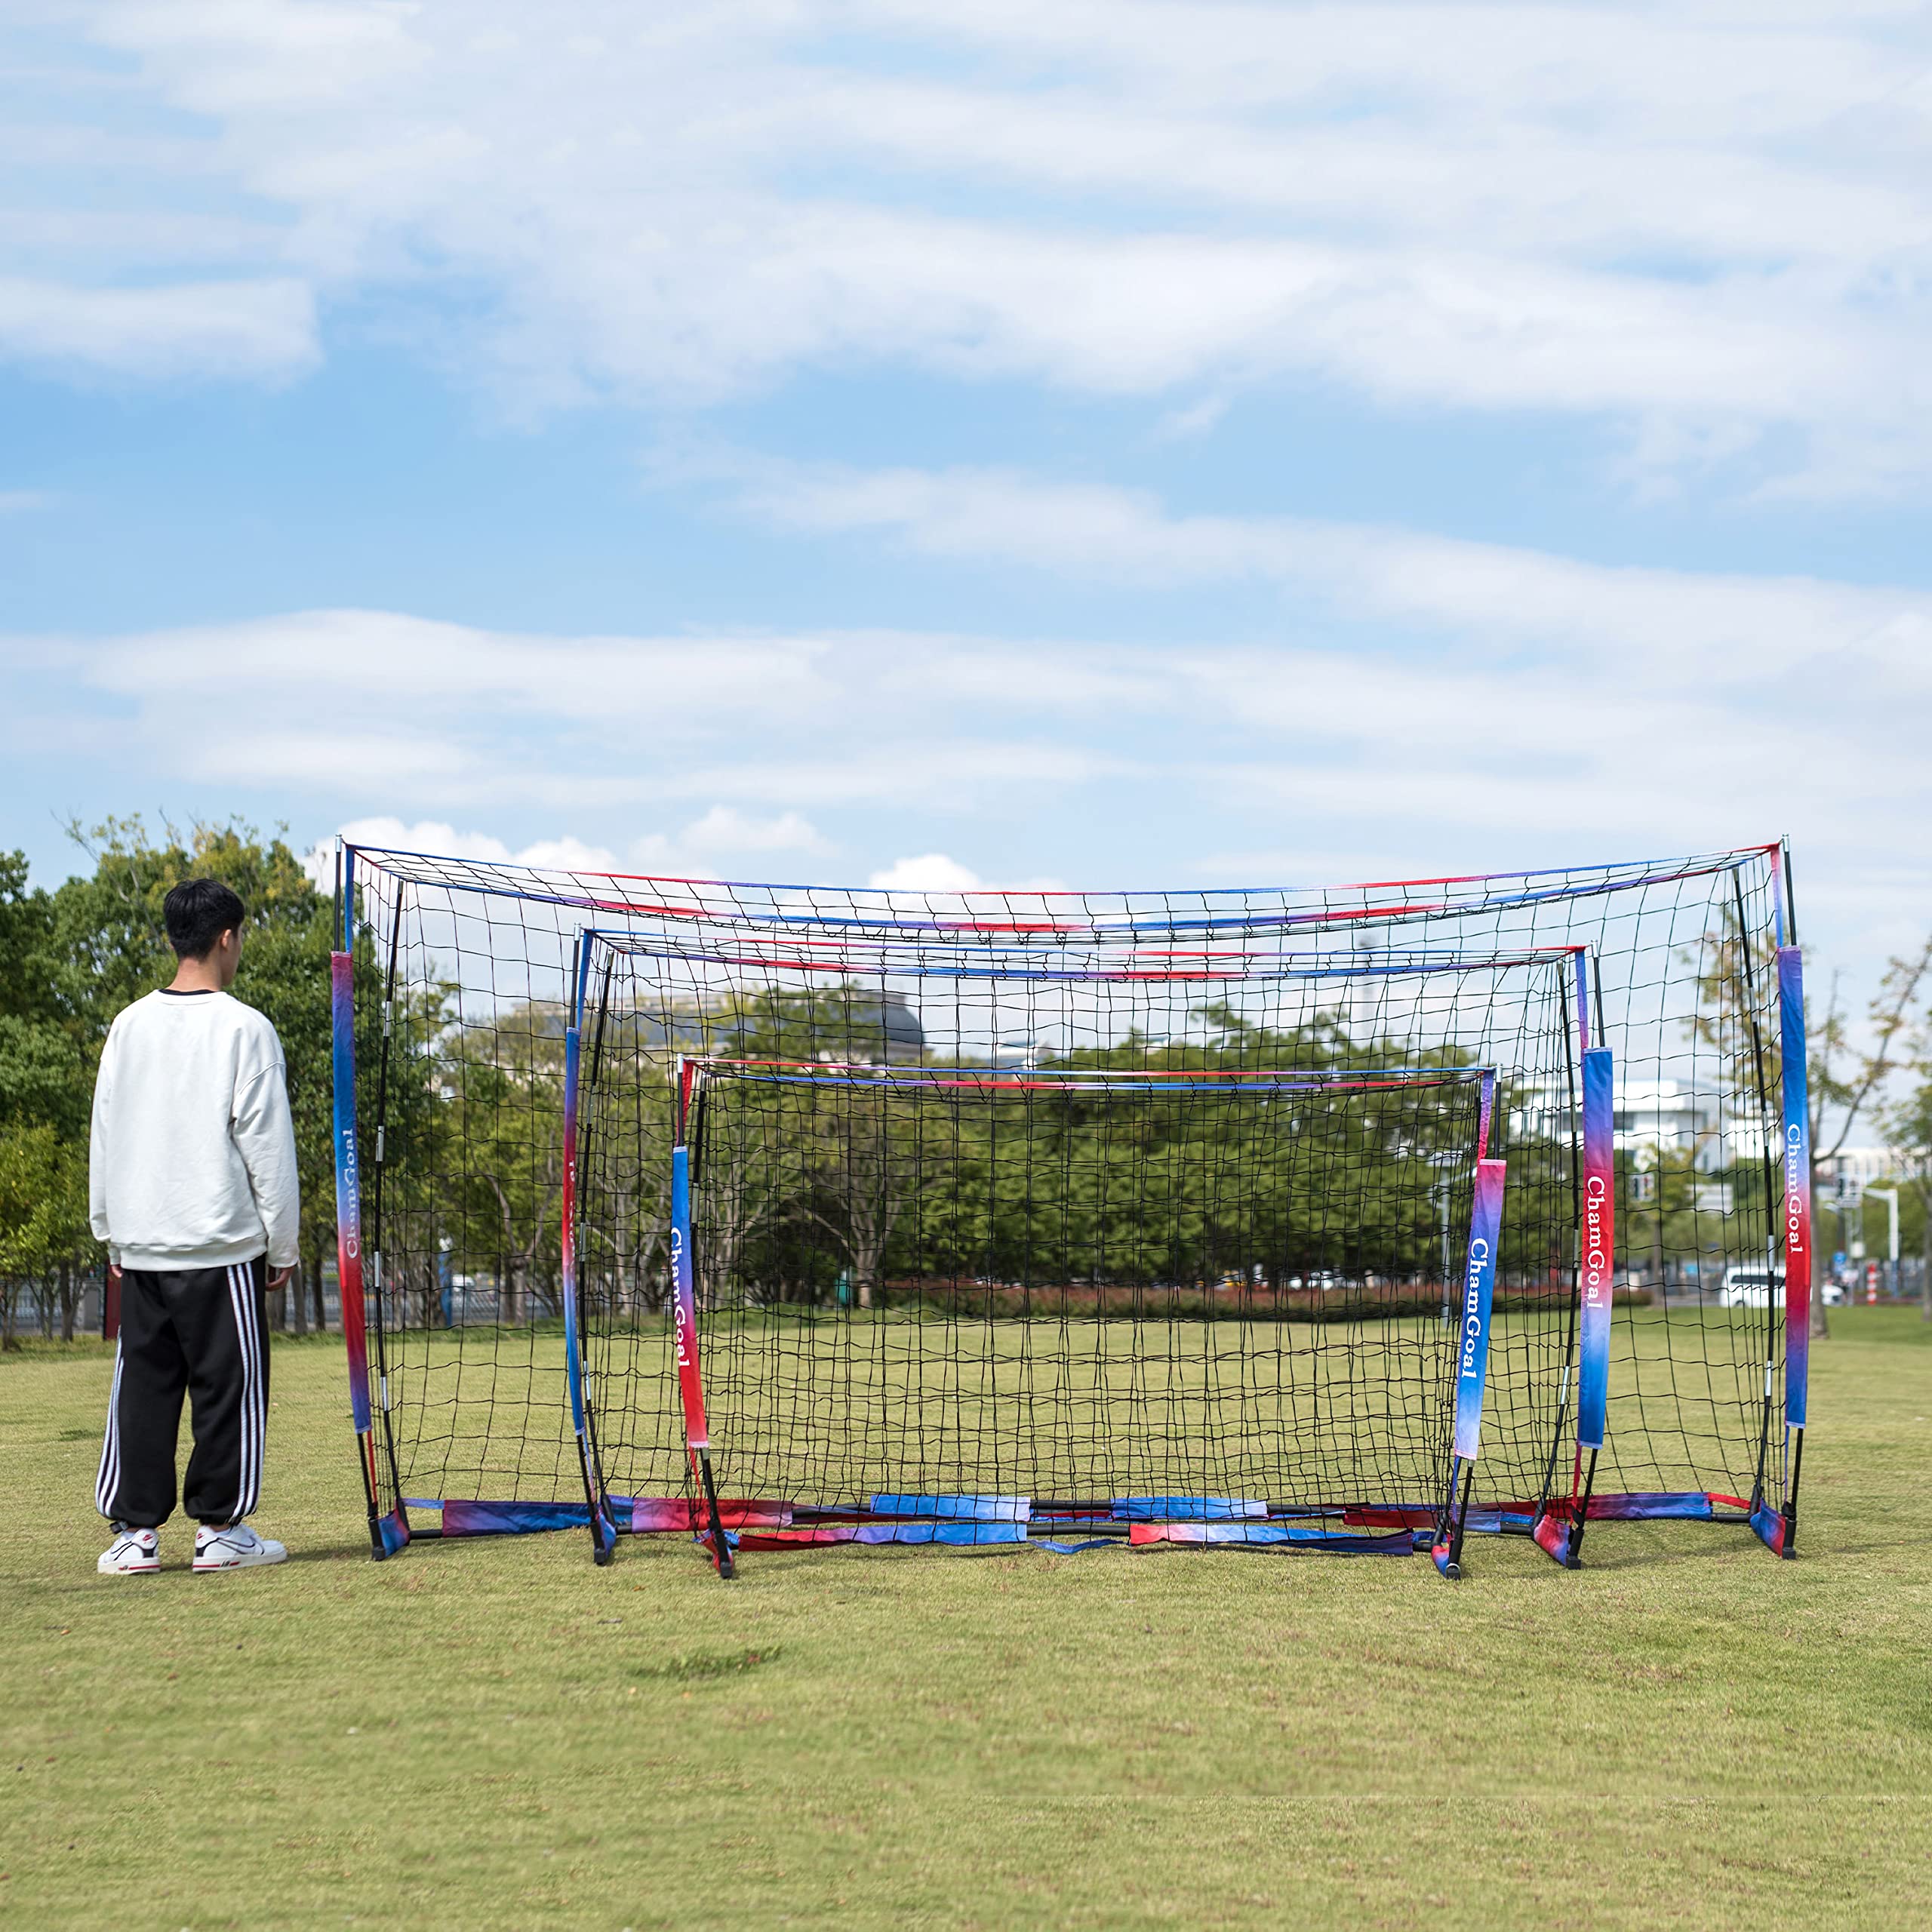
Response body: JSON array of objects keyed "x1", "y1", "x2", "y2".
[{"x1": 346, "y1": 841, "x2": 1779, "y2": 944}]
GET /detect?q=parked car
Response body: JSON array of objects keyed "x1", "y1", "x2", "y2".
[
  {"x1": 1718, "y1": 1265, "x2": 1776, "y2": 1309},
  {"x1": 1720, "y1": 1263, "x2": 1844, "y2": 1309}
]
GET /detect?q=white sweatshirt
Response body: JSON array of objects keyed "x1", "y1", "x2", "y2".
[{"x1": 89, "y1": 989, "x2": 302, "y2": 1272}]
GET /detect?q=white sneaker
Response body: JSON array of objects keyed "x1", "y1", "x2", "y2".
[
  {"x1": 193, "y1": 1521, "x2": 288, "y2": 1571},
  {"x1": 98, "y1": 1527, "x2": 160, "y2": 1574}
]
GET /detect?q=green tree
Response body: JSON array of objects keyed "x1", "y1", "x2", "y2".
[
  {"x1": 1, "y1": 850, "x2": 101, "y2": 1340},
  {"x1": 0, "y1": 851, "x2": 88, "y2": 1137},
  {"x1": 441, "y1": 1004, "x2": 569, "y2": 1324},
  {"x1": 0, "y1": 1123, "x2": 94, "y2": 1346},
  {"x1": 700, "y1": 984, "x2": 924, "y2": 1309},
  {"x1": 574, "y1": 1009, "x2": 675, "y2": 1324}
]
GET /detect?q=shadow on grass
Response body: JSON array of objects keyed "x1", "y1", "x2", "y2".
[
  {"x1": 280, "y1": 1541, "x2": 391, "y2": 1565},
  {"x1": 631, "y1": 1644, "x2": 783, "y2": 1682},
  {"x1": 1569, "y1": 1524, "x2": 1889, "y2": 1569}
]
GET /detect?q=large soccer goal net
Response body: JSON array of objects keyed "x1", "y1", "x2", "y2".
[{"x1": 329, "y1": 840, "x2": 1808, "y2": 1574}]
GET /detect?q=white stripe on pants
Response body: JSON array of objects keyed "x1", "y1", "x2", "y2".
[
  {"x1": 226, "y1": 1264, "x2": 264, "y2": 1523},
  {"x1": 95, "y1": 1342, "x2": 125, "y2": 1518}
]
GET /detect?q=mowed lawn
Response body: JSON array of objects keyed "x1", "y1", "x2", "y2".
[{"x1": 3, "y1": 1314, "x2": 1929, "y2": 1931}]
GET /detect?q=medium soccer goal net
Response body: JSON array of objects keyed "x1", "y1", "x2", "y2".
[{"x1": 328, "y1": 839, "x2": 1808, "y2": 1574}]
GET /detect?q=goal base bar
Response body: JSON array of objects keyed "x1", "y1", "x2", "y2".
[
  {"x1": 400, "y1": 1492, "x2": 1753, "y2": 1539},
  {"x1": 727, "y1": 1521, "x2": 1026, "y2": 1550},
  {"x1": 391, "y1": 1490, "x2": 1780, "y2": 1561},
  {"x1": 1128, "y1": 1522, "x2": 1414, "y2": 1555}
]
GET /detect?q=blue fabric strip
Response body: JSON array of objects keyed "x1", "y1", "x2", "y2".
[
  {"x1": 439, "y1": 1500, "x2": 593, "y2": 1537},
  {"x1": 867, "y1": 1494, "x2": 1031, "y2": 1521},
  {"x1": 1587, "y1": 1492, "x2": 1716, "y2": 1521}
]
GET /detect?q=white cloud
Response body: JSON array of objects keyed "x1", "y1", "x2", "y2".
[
  {"x1": 869, "y1": 854, "x2": 985, "y2": 892},
  {"x1": 679, "y1": 806, "x2": 829, "y2": 855},
  {"x1": 0, "y1": 277, "x2": 316, "y2": 381},
  {"x1": 868, "y1": 853, "x2": 1070, "y2": 895},
  {"x1": 306, "y1": 807, "x2": 828, "y2": 888},
  {"x1": 88, "y1": 608, "x2": 828, "y2": 721},
  {"x1": 664, "y1": 742, "x2": 1131, "y2": 811},
  {"x1": 300, "y1": 815, "x2": 623, "y2": 888},
  {"x1": 332, "y1": 816, "x2": 517, "y2": 863},
  {"x1": 20, "y1": 549, "x2": 1928, "y2": 1003},
  {"x1": 100, "y1": 0, "x2": 423, "y2": 110},
  {"x1": 8, "y1": 0, "x2": 1921, "y2": 488},
  {"x1": 505, "y1": 835, "x2": 628, "y2": 875},
  {"x1": 719, "y1": 454, "x2": 1932, "y2": 684},
  {"x1": 29, "y1": 465, "x2": 1932, "y2": 871},
  {"x1": 54, "y1": 609, "x2": 1139, "y2": 817}
]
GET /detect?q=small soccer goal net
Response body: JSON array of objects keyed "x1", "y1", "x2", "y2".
[{"x1": 574, "y1": 1054, "x2": 1509, "y2": 1566}]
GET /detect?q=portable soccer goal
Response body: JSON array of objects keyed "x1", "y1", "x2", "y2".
[
  {"x1": 579, "y1": 1049, "x2": 1515, "y2": 1575},
  {"x1": 329, "y1": 839, "x2": 1808, "y2": 1575}
]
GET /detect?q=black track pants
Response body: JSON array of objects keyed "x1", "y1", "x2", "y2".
[{"x1": 96, "y1": 1258, "x2": 271, "y2": 1529}]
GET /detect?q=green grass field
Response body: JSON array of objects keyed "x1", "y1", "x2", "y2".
[{"x1": 5, "y1": 1312, "x2": 1930, "y2": 1930}]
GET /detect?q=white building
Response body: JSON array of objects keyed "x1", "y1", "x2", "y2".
[
  {"x1": 1817, "y1": 1146, "x2": 1899, "y2": 1186},
  {"x1": 1518, "y1": 1071, "x2": 1908, "y2": 1182},
  {"x1": 1515, "y1": 1075, "x2": 1776, "y2": 1173}
]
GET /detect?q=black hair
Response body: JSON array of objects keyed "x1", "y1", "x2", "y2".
[{"x1": 163, "y1": 878, "x2": 247, "y2": 961}]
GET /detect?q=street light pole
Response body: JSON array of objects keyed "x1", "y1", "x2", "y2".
[{"x1": 1865, "y1": 1186, "x2": 1901, "y2": 1299}]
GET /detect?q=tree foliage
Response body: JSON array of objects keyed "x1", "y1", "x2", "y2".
[{"x1": 679, "y1": 992, "x2": 1567, "y2": 1313}]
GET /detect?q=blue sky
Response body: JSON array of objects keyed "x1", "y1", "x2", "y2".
[{"x1": 3, "y1": 1, "x2": 1930, "y2": 992}]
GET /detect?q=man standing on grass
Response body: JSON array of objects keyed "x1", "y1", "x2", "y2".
[{"x1": 91, "y1": 878, "x2": 298, "y2": 1575}]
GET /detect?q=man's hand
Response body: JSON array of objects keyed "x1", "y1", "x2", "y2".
[
  {"x1": 107, "y1": 1263, "x2": 122, "y2": 1289},
  {"x1": 266, "y1": 1265, "x2": 294, "y2": 1292}
]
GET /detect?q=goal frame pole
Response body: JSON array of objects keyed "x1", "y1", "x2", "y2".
[
  {"x1": 1434, "y1": 1149, "x2": 1508, "y2": 1579},
  {"x1": 330, "y1": 842, "x2": 408, "y2": 1560},
  {"x1": 561, "y1": 941, "x2": 617, "y2": 1565},
  {"x1": 1536, "y1": 1041, "x2": 1612, "y2": 1568},
  {"x1": 672, "y1": 1057, "x2": 735, "y2": 1578},
  {"x1": 1762, "y1": 936, "x2": 1809, "y2": 1559}
]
